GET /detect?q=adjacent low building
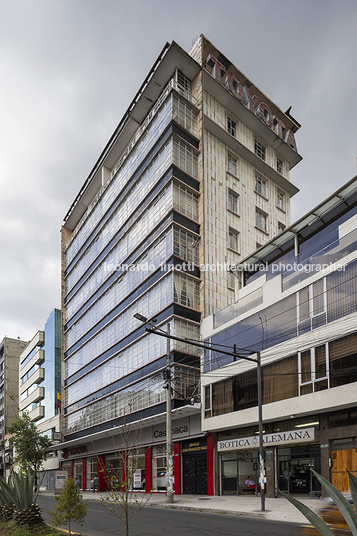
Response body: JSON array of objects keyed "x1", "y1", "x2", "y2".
[
  {"x1": 201, "y1": 176, "x2": 357, "y2": 497},
  {"x1": 0, "y1": 336, "x2": 28, "y2": 478}
]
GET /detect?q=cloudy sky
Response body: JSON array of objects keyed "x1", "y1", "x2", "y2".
[{"x1": 1, "y1": 0, "x2": 356, "y2": 341}]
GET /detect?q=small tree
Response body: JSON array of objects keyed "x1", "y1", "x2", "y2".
[
  {"x1": 99, "y1": 411, "x2": 152, "y2": 536},
  {"x1": 7, "y1": 410, "x2": 52, "y2": 490},
  {"x1": 48, "y1": 474, "x2": 87, "y2": 536}
]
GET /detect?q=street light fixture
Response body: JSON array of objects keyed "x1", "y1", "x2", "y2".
[
  {"x1": 143, "y1": 327, "x2": 266, "y2": 511},
  {"x1": 133, "y1": 313, "x2": 174, "y2": 503}
]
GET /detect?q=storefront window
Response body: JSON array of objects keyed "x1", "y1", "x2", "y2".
[
  {"x1": 221, "y1": 451, "x2": 260, "y2": 496},
  {"x1": 277, "y1": 445, "x2": 321, "y2": 496},
  {"x1": 106, "y1": 454, "x2": 122, "y2": 490},
  {"x1": 152, "y1": 445, "x2": 167, "y2": 491},
  {"x1": 86, "y1": 457, "x2": 97, "y2": 490},
  {"x1": 73, "y1": 460, "x2": 82, "y2": 489},
  {"x1": 61, "y1": 461, "x2": 71, "y2": 477}
]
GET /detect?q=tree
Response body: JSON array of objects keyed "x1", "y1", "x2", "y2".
[
  {"x1": 99, "y1": 411, "x2": 152, "y2": 536},
  {"x1": 7, "y1": 410, "x2": 52, "y2": 490},
  {"x1": 48, "y1": 474, "x2": 87, "y2": 535}
]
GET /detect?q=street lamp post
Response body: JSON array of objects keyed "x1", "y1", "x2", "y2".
[
  {"x1": 165, "y1": 322, "x2": 174, "y2": 503},
  {"x1": 257, "y1": 351, "x2": 265, "y2": 511},
  {"x1": 144, "y1": 327, "x2": 266, "y2": 511},
  {"x1": 133, "y1": 313, "x2": 174, "y2": 503}
]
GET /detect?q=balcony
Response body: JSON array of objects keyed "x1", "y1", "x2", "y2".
[
  {"x1": 19, "y1": 386, "x2": 45, "y2": 411},
  {"x1": 29, "y1": 405, "x2": 44, "y2": 422},
  {"x1": 20, "y1": 349, "x2": 44, "y2": 378},
  {"x1": 20, "y1": 368, "x2": 44, "y2": 395}
]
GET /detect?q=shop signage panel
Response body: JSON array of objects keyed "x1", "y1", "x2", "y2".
[
  {"x1": 153, "y1": 417, "x2": 189, "y2": 442},
  {"x1": 218, "y1": 427, "x2": 315, "y2": 452}
]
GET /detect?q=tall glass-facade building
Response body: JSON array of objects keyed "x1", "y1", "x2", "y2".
[{"x1": 59, "y1": 36, "x2": 302, "y2": 494}]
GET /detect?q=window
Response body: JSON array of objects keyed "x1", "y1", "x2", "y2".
[
  {"x1": 227, "y1": 154, "x2": 237, "y2": 175},
  {"x1": 255, "y1": 208, "x2": 268, "y2": 233},
  {"x1": 228, "y1": 228, "x2": 239, "y2": 252},
  {"x1": 278, "y1": 222, "x2": 286, "y2": 233},
  {"x1": 277, "y1": 190, "x2": 285, "y2": 210},
  {"x1": 255, "y1": 175, "x2": 267, "y2": 197},
  {"x1": 228, "y1": 189, "x2": 239, "y2": 213},
  {"x1": 254, "y1": 139, "x2": 266, "y2": 161},
  {"x1": 227, "y1": 117, "x2": 237, "y2": 137},
  {"x1": 204, "y1": 386, "x2": 212, "y2": 418},
  {"x1": 298, "y1": 344, "x2": 328, "y2": 395},
  {"x1": 277, "y1": 157, "x2": 283, "y2": 174},
  {"x1": 297, "y1": 279, "x2": 326, "y2": 335}
]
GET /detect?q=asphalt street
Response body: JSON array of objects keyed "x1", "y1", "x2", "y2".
[{"x1": 38, "y1": 496, "x2": 299, "y2": 536}]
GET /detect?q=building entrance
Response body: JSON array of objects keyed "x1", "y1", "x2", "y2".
[
  {"x1": 277, "y1": 445, "x2": 321, "y2": 496},
  {"x1": 182, "y1": 454, "x2": 207, "y2": 494},
  {"x1": 182, "y1": 438, "x2": 207, "y2": 494},
  {"x1": 331, "y1": 438, "x2": 357, "y2": 492}
]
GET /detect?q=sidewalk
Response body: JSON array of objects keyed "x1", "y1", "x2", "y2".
[{"x1": 39, "y1": 489, "x2": 324, "y2": 525}]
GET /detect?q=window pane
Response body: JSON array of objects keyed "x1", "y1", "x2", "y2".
[
  {"x1": 263, "y1": 355, "x2": 298, "y2": 404},
  {"x1": 301, "y1": 350, "x2": 311, "y2": 383},
  {"x1": 255, "y1": 176, "x2": 267, "y2": 197},
  {"x1": 255, "y1": 209, "x2": 267, "y2": 232},
  {"x1": 228, "y1": 190, "x2": 238, "y2": 213},
  {"x1": 313, "y1": 280, "x2": 324, "y2": 316},
  {"x1": 228, "y1": 154, "x2": 237, "y2": 175},
  {"x1": 315, "y1": 345, "x2": 326, "y2": 379},
  {"x1": 299, "y1": 287, "x2": 310, "y2": 322},
  {"x1": 227, "y1": 118, "x2": 236, "y2": 137},
  {"x1": 254, "y1": 139, "x2": 266, "y2": 161}
]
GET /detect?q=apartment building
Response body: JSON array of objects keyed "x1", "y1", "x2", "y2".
[
  {"x1": 19, "y1": 309, "x2": 61, "y2": 487},
  {"x1": 59, "y1": 35, "x2": 302, "y2": 494},
  {"x1": 201, "y1": 176, "x2": 357, "y2": 497},
  {"x1": 0, "y1": 336, "x2": 28, "y2": 478}
]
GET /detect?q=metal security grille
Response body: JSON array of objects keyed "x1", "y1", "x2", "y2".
[
  {"x1": 173, "y1": 182, "x2": 199, "y2": 221},
  {"x1": 172, "y1": 95, "x2": 198, "y2": 137},
  {"x1": 172, "y1": 139, "x2": 199, "y2": 179},
  {"x1": 177, "y1": 70, "x2": 192, "y2": 94}
]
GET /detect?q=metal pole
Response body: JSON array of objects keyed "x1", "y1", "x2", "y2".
[
  {"x1": 166, "y1": 322, "x2": 174, "y2": 503},
  {"x1": 257, "y1": 351, "x2": 265, "y2": 511}
]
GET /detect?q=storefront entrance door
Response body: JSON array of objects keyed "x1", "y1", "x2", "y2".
[
  {"x1": 182, "y1": 454, "x2": 207, "y2": 494},
  {"x1": 277, "y1": 445, "x2": 321, "y2": 496},
  {"x1": 331, "y1": 449, "x2": 357, "y2": 492},
  {"x1": 221, "y1": 459, "x2": 238, "y2": 495}
]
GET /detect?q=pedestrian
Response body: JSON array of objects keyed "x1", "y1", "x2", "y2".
[{"x1": 93, "y1": 475, "x2": 99, "y2": 492}]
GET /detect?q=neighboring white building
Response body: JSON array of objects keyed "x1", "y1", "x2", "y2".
[
  {"x1": 201, "y1": 176, "x2": 357, "y2": 497},
  {"x1": 59, "y1": 35, "x2": 302, "y2": 495},
  {"x1": 19, "y1": 309, "x2": 62, "y2": 488}
]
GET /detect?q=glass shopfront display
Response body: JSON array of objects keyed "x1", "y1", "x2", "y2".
[
  {"x1": 73, "y1": 459, "x2": 83, "y2": 489},
  {"x1": 221, "y1": 451, "x2": 260, "y2": 496},
  {"x1": 152, "y1": 445, "x2": 168, "y2": 491},
  {"x1": 86, "y1": 457, "x2": 97, "y2": 490},
  {"x1": 277, "y1": 445, "x2": 321, "y2": 496}
]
